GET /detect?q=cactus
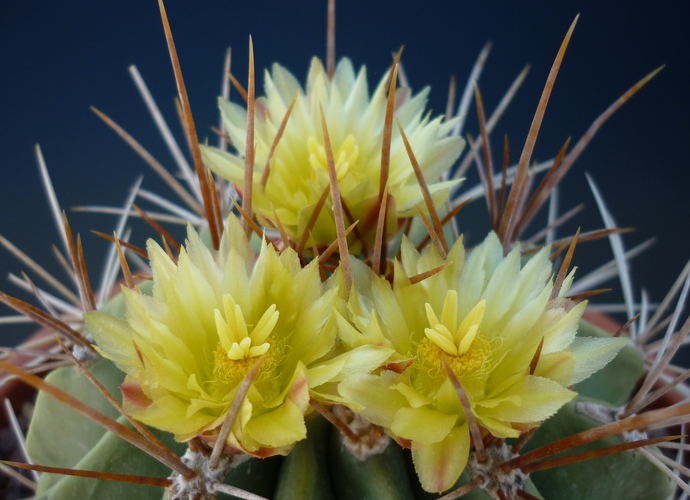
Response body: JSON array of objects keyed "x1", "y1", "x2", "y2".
[{"x1": 1, "y1": 1, "x2": 689, "y2": 499}]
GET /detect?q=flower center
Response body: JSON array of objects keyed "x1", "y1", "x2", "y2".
[
  {"x1": 212, "y1": 295, "x2": 279, "y2": 386},
  {"x1": 424, "y1": 292, "x2": 486, "y2": 357},
  {"x1": 308, "y1": 134, "x2": 359, "y2": 181},
  {"x1": 416, "y1": 336, "x2": 491, "y2": 380},
  {"x1": 414, "y1": 292, "x2": 491, "y2": 388}
]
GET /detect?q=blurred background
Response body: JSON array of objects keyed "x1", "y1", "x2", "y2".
[{"x1": 0, "y1": 1, "x2": 688, "y2": 345}]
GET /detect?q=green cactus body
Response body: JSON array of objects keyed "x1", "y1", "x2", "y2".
[{"x1": 523, "y1": 398, "x2": 673, "y2": 499}]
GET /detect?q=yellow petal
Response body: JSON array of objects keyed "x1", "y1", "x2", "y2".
[
  {"x1": 390, "y1": 406, "x2": 458, "y2": 444},
  {"x1": 533, "y1": 351, "x2": 576, "y2": 386},
  {"x1": 476, "y1": 376, "x2": 576, "y2": 427},
  {"x1": 307, "y1": 354, "x2": 350, "y2": 389},
  {"x1": 244, "y1": 399, "x2": 307, "y2": 450},
  {"x1": 338, "y1": 372, "x2": 407, "y2": 428},
  {"x1": 394, "y1": 382, "x2": 433, "y2": 408},
  {"x1": 568, "y1": 336, "x2": 628, "y2": 385},
  {"x1": 411, "y1": 424, "x2": 470, "y2": 493},
  {"x1": 86, "y1": 311, "x2": 139, "y2": 372}
]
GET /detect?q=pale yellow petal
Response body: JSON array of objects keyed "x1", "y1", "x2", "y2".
[
  {"x1": 394, "y1": 382, "x2": 433, "y2": 409},
  {"x1": 391, "y1": 406, "x2": 458, "y2": 444},
  {"x1": 541, "y1": 301, "x2": 587, "y2": 354},
  {"x1": 308, "y1": 345, "x2": 393, "y2": 389},
  {"x1": 307, "y1": 354, "x2": 350, "y2": 389},
  {"x1": 86, "y1": 311, "x2": 139, "y2": 372},
  {"x1": 244, "y1": 399, "x2": 307, "y2": 450},
  {"x1": 568, "y1": 336, "x2": 629, "y2": 385},
  {"x1": 411, "y1": 425, "x2": 470, "y2": 493},
  {"x1": 338, "y1": 372, "x2": 407, "y2": 428},
  {"x1": 476, "y1": 376, "x2": 576, "y2": 426},
  {"x1": 533, "y1": 351, "x2": 576, "y2": 386}
]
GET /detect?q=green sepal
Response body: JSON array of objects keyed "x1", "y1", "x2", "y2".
[
  {"x1": 274, "y1": 415, "x2": 334, "y2": 500},
  {"x1": 328, "y1": 427, "x2": 414, "y2": 500},
  {"x1": 523, "y1": 397, "x2": 673, "y2": 500},
  {"x1": 574, "y1": 320, "x2": 644, "y2": 406}
]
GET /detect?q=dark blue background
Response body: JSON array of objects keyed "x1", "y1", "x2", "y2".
[{"x1": 1, "y1": 1, "x2": 688, "y2": 345}]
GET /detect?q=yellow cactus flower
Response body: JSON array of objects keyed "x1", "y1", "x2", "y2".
[
  {"x1": 201, "y1": 56, "x2": 464, "y2": 253},
  {"x1": 85, "y1": 216, "x2": 341, "y2": 457},
  {"x1": 337, "y1": 233, "x2": 628, "y2": 492}
]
